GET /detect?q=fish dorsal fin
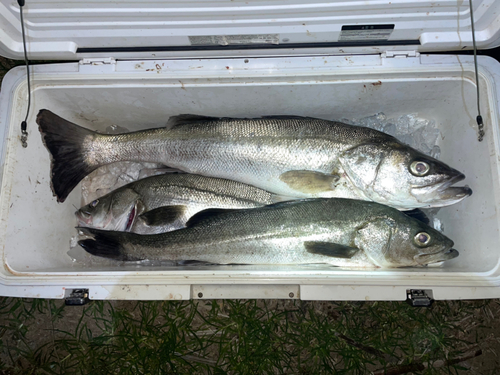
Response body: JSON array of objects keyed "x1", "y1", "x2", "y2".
[
  {"x1": 186, "y1": 201, "x2": 312, "y2": 227},
  {"x1": 260, "y1": 115, "x2": 316, "y2": 120},
  {"x1": 167, "y1": 114, "x2": 320, "y2": 128},
  {"x1": 304, "y1": 241, "x2": 360, "y2": 258},
  {"x1": 261, "y1": 199, "x2": 317, "y2": 210},
  {"x1": 402, "y1": 209, "x2": 430, "y2": 225},
  {"x1": 186, "y1": 208, "x2": 238, "y2": 227},
  {"x1": 138, "y1": 205, "x2": 187, "y2": 226},
  {"x1": 167, "y1": 114, "x2": 220, "y2": 128}
]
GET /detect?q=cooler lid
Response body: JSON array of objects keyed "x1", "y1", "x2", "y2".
[{"x1": 1, "y1": 0, "x2": 500, "y2": 60}]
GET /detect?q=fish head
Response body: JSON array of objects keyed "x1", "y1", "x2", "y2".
[
  {"x1": 339, "y1": 142, "x2": 472, "y2": 209},
  {"x1": 355, "y1": 212, "x2": 457, "y2": 268},
  {"x1": 75, "y1": 188, "x2": 142, "y2": 231}
]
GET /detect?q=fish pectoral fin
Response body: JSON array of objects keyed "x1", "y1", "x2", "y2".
[
  {"x1": 186, "y1": 208, "x2": 239, "y2": 227},
  {"x1": 304, "y1": 241, "x2": 360, "y2": 259},
  {"x1": 138, "y1": 205, "x2": 187, "y2": 227},
  {"x1": 279, "y1": 170, "x2": 340, "y2": 194},
  {"x1": 167, "y1": 114, "x2": 220, "y2": 128}
]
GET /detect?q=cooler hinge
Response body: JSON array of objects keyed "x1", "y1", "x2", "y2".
[
  {"x1": 78, "y1": 58, "x2": 116, "y2": 72},
  {"x1": 382, "y1": 51, "x2": 420, "y2": 59}
]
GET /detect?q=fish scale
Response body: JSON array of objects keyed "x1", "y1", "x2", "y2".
[
  {"x1": 37, "y1": 110, "x2": 472, "y2": 209},
  {"x1": 79, "y1": 198, "x2": 458, "y2": 268},
  {"x1": 76, "y1": 173, "x2": 280, "y2": 234}
]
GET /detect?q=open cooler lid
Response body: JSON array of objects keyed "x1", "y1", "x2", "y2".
[{"x1": 1, "y1": 1, "x2": 500, "y2": 61}]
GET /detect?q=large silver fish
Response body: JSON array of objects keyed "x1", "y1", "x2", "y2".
[
  {"x1": 37, "y1": 110, "x2": 471, "y2": 210},
  {"x1": 78, "y1": 198, "x2": 458, "y2": 268},
  {"x1": 76, "y1": 173, "x2": 283, "y2": 234}
]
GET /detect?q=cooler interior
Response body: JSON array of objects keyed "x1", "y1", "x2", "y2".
[{"x1": 1, "y1": 56, "x2": 498, "y2": 278}]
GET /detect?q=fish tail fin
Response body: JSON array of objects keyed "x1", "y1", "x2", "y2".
[
  {"x1": 37, "y1": 110, "x2": 99, "y2": 203},
  {"x1": 77, "y1": 228, "x2": 141, "y2": 261}
]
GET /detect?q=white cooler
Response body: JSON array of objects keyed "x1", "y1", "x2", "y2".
[{"x1": 1, "y1": 0, "x2": 500, "y2": 302}]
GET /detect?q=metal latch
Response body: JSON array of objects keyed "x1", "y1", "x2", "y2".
[
  {"x1": 382, "y1": 51, "x2": 420, "y2": 59},
  {"x1": 79, "y1": 57, "x2": 116, "y2": 65},
  {"x1": 79, "y1": 58, "x2": 116, "y2": 73},
  {"x1": 406, "y1": 289, "x2": 434, "y2": 307},
  {"x1": 65, "y1": 289, "x2": 90, "y2": 306}
]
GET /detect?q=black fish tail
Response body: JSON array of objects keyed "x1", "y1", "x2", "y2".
[
  {"x1": 77, "y1": 228, "x2": 141, "y2": 261},
  {"x1": 37, "y1": 110, "x2": 99, "y2": 202}
]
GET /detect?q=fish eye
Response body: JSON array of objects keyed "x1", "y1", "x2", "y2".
[
  {"x1": 414, "y1": 232, "x2": 431, "y2": 246},
  {"x1": 410, "y1": 161, "x2": 430, "y2": 176},
  {"x1": 90, "y1": 199, "x2": 99, "y2": 208}
]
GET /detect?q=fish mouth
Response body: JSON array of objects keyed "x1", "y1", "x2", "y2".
[
  {"x1": 415, "y1": 248, "x2": 459, "y2": 265},
  {"x1": 433, "y1": 173, "x2": 472, "y2": 205},
  {"x1": 412, "y1": 173, "x2": 472, "y2": 206},
  {"x1": 436, "y1": 173, "x2": 467, "y2": 192},
  {"x1": 75, "y1": 209, "x2": 114, "y2": 230},
  {"x1": 75, "y1": 210, "x2": 92, "y2": 226},
  {"x1": 434, "y1": 185, "x2": 472, "y2": 201}
]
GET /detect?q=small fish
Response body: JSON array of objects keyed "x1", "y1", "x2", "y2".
[
  {"x1": 37, "y1": 110, "x2": 472, "y2": 209},
  {"x1": 78, "y1": 198, "x2": 458, "y2": 268},
  {"x1": 76, "y1": 173, "x2": 285, "y2": 234}
]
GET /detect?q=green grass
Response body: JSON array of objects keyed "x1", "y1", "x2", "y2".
[{"x1": 0, "y1": 298, "x2": 498, "y2": 374}]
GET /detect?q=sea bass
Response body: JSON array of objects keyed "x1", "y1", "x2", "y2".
[
  {"x1": 37, "y1": 110, "x2": 472, "y2": 209},
  {"x1": 78, "y1": 198, "x2": 458, "y2": 268},
  {"x1": 76, "y1": 173, "x2": 284, "y2": 234}
]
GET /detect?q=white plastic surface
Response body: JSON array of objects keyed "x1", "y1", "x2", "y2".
[
  {"x1": 2, "y1": 0, "x2": 500, "y2": 60},
  {"x1": 1, "y1": 54, "x2": 500, "y2": 300}
]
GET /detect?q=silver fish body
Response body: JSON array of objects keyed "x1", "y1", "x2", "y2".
[
  {"x1": 37, "y1": 111, "x2": 472, "y2": 209},
  {"x1": 76, "y1": 173, "x2": 281, "y2": 234},
  {"x1": 78, "y1": 198, "x2": 458, "y2": 268}
]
